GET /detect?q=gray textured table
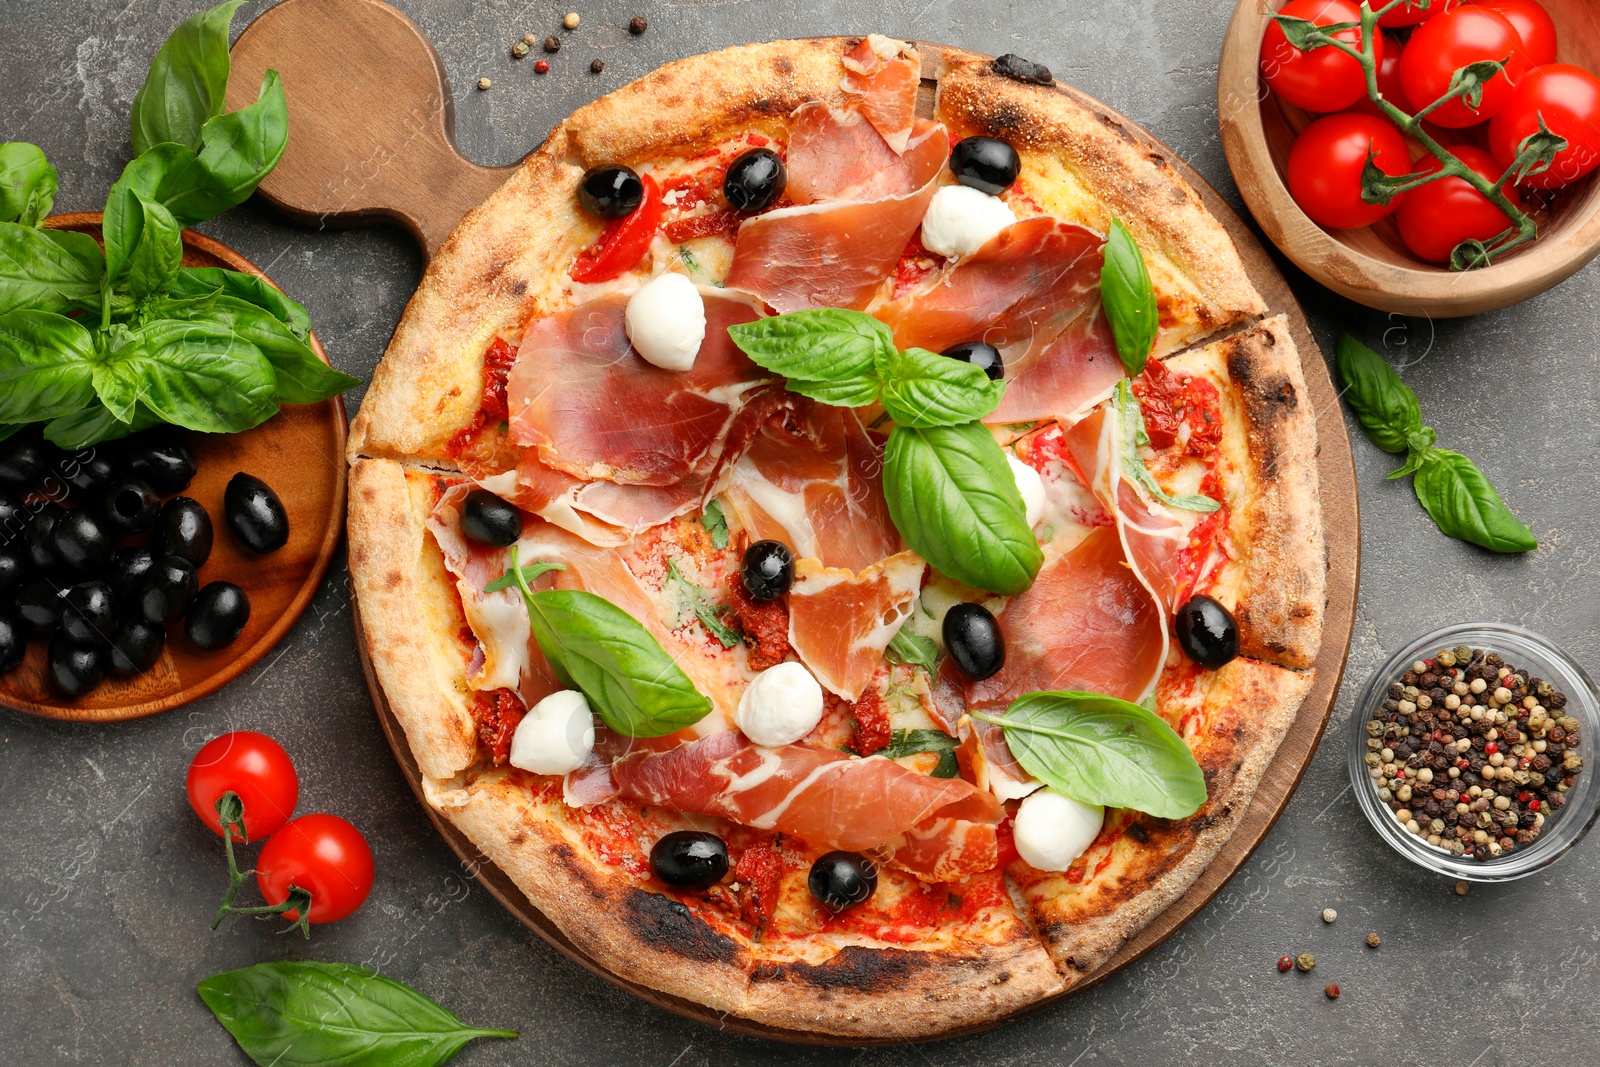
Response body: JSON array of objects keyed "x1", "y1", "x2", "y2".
[{"x1": 3, "y1": 2, "x2": 1597, "y2": 1064}]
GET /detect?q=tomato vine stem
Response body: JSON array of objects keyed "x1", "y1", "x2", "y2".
[{"x1": 206, "y1": 790, "x2": 314, "y2": 938}]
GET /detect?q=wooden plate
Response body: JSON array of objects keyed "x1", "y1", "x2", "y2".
[
  {"x1": 232, "y1": 0, "x2": 1358, "y2": 1042},
  {"x1": 0, "y1": 213, "x2": 347, "y2": 723}
]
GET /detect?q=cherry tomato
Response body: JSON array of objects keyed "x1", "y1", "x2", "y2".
[
  {"x1": 1261, "y1": 0, "x2": 1379, "y2": 113},
  {"x1": 1351, "y1": 33, "x2": 1413, "y2": 116},
  {"x1": 568, "y1": 173, "x2": 663, "y2": 283},
  {"x1": 1288, "y1": 113, "x2": 1413, "y2": 229},
  {"x1": 1471, "y1": 0, "x2": 1557, "y2": 66},
  {"x1": 256, "y1": 814, "x2": 375, "y2": 924},
  {"x1": 1489, "y1": 64, "x2": 1600, "y2": 189},
  {"x1": 1379, "y1": 0, "x2": 1461, "y2": 28},
  {"x1": 186, "y1": 731, "x2": 298, "y2": 843},
  {"x1": 1401, "y1": 8, "x2": 1532, "y2": 128},
  {"x1": 1397, "y1": 145, "x2": 1522, "y2": 262}
]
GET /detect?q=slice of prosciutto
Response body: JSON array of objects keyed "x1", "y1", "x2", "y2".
[
  {"x1": 600, "y1": 730, "x2": 1001, "y2": 880},
  {"x1": 839, "y1": 35, "x2": 920, "y2": 153},
  {"x1": 505, "y1": 287, "x2": 772, "y2": 486},
  {"x1": 875, "y1": 218, "x2": 1125, "y2": 423},
  {"x1": 787, "y1": 550, "x2": 926, "y2": 700}
]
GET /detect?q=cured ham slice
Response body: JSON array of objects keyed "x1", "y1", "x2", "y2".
[
  {"x1": 964, "y1": 525, "x2": 1165, "y2": 710},
  {"x1": 598, "y1": 730, "x2": 1002, "y2": 880},
  {"x1": 505, "y1": 287, "x2": 771, "y2": 486},
  {"x1": 786, "y1": 106, "x2": 923, "y2": 205},
  {"x1": 787, "y1": 550, "x2": 926, "y2": 700},
  {"x1": 876, "y1": 218, "x2": 1125, "y2": 423},
  {"x1": 840, "y1": 35, "x2": 920, "y2": 153},
  {"x1": 722, "y1": 402, "x2": 899, "y2": 572}
]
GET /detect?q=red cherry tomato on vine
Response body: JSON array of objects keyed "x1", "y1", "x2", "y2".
[
  {"x1": 1261, "y1": 0, "x2": 1380, "y2": 113},
  {"x1": 1351, "y1": 33, "x2": 1414, "y2": 116},
  {"x1": 1288, "y1": 113, "x2": 1413, "y2": 229},
  {"x1": 256, "y1": 814, "x2": 375, "y2": 924},
  {"x1": 1379, "y1": 0, "x2": 1461, "y2": 28},
  {"x1": 186, "y1": 732, "x2": 298, "y2": 843},
  {"x1": 1397, "y1": 145, "x2": 1522, "y2": 262},
  {"x1": 1489, "y1": 64, "x2": 1600, "y2": 189},
  {"x1": 1470, "y1": 0, "x2": 1557, "y2": 67},
  {"x1": 1401, "y1": 8, "x2": 1532, "y2": 128}
]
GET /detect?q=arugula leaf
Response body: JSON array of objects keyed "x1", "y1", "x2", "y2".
[
  {"x1": 0, "y1": 143, "x2": 57, "y2": 226},
  {"x1": 972, "y1": 690, "x2": 1206, "y2": 819},
  {"x1": 482, "y1": 560, "x2": 566, "y2": 593},
  {"x1": 130, "y1": 0, "x2": 241, "y2": 155},
  {"x1": 44, "y1": 401, "x2": 162, "y2": 449},
  {"x1": 1113, "y1": 381, "x2": 1219, "y2": 513},
  {"x1": 883, "y1": 423, "x2": 1042, "y2": 596},
  {"x1": 0, "y1": 222, "x2": 104, "y2": 315},
  {"x1": 878, "y1": 347, "x2": 1005, "y2": 428},
  {"x1": 885, "y1": 626, "x2": 938, "y2": 674},
  {"x1": 1101, "y1": 218, "x2": 1158, "y2": 376},
  {"x1": 726, "y1": 308, "x2": 891, "y2": 404},
  {"x1": 94, "y1": 318, "x2": 278, "y2": 432},
  {"x1": 193, "y1": 68, "x2": 289, "y2": 216},
  {"x1": 667, "y1": 560, "x2": 742, "y2": 649},
  {"x1": 153, "y1": 293, "x2": 358, "y2": 404},
  {"x1": 103, "y1": 187, "x2": 182, "y2": 298},
  {"x1": 171, "y1": 266, "x2": 311, "y2": 340},
  {"x1": 701, "y1": 499, "x2": 730, "y2": 549},
  {"x1": 1413, "y1": 448, "x2": 1537, "y2": 554},
  {"x1": 0, "y1": 309, "x2": 97, "y2": 422},
  {"x1": 197, "y1": 960, "x2": 517, "y2": 1067},
  {"x1": 1334, "y1": 334, "x2": 1426, "y2": 455},
  {"x1": 879, "y1": 728, "x2": 959, "y2": 778}
]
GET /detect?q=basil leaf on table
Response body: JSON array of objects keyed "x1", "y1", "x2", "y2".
[
  {"x1": 94, "y1": 318, "x2": 278, "y2": 432},
  {"x1": 172, "y1": 265, "x2": 312, "y2": 339},
  {"x1": 193, "y1": 68, "x2": 289, "y2": 213},
  {"x1": 1101, "y1": 217, "x2": 1158, "y2": 377},
  {"x1": 885, "y1": 625, "x2": 939, "y2": 674},
  {"x1": 972, "y1": 690, "x2": 1207, "y2": 819},
  {"x1": 0, "y1": 222, "x2": 104, "y2": 315},
  {"x1": 197, "y1": 960, "x2": 517, "y2": 1067},
  {"x1": 44, "y1": 401, "x2": 162, "y2": 449},
  {"x1": 0, "y1": 309, "x2": 98, "y2": 422},
  {"x1": 154, "y1": 293, "x2": 358, "y2": 404},
  {"x1": 727, "y1": 307, "x2": 893, "y2": 398},
  {"x1": 1113, "y1": 380, "x2": 1219, "y2": 513},
  {"x1": 102, "y1": 186, "x2": 183, "y2": 298},
  {"x1": 130, "y1": 0, "x2": 241, "y2": 155},
  {"x1": 1334, "y1": 334, "x2": 1425, "y2": 455},
  {"x1": 878, "y1": 347, "x2": 1005, "y2": 428},
  {"x1": 1413, "y1": 448, "x2": 1538, "y2": 554},
  {"x1": 0, "y1": 143, "x2": 57, "y2": 226},
  {"x1": 883, "y1": 422, "x2": 1042, "y2": 596}
]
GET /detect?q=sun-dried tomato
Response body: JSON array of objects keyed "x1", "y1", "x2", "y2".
[
  {"x1": 850, "y1": 690, "x2": 892, "y2": 756},
  {"x1": 727, "y1": 575, "x2": 790, "y2": 671},
  {"x1": 733, "y1": 838, "x2": 782, "y2": 930},
  {"x1": 470, "y1": 689, "x2": 525, "y2": 765}
]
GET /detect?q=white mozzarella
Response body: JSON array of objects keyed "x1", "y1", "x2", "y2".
[
  {"x1": 624, "y1": 273, "x2": 705, "y2": 371},
  {"x1": 919, "y1": 184, "x2": 1016, "y2": 259},
  {"x1": 1012, "y1": 788, "x2": 1105, "y2": 871},
  {"x1": 508, "y1": 689, "x2": 596, "y2": 776},
  {"x1": 1007, "y1": 453, "x2": 1047, "y2": 528},
  {"x1": 735, "y1": 661, "x2": 824, "y2": 747}
]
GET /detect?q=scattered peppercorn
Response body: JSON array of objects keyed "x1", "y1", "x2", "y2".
[
  {"x1": 1365, "y1": 931, "x2": 1381, "y2": 948},
  {"x1": 1321, "y1": 907, "x2": 1337, "y2": 924},
  {"x1": 512, "y1": 41, "x2": 529, "y2": 58},
  {"x1": 524, "y1": 32, "x2": 538, "y2": 45},
  {"x1": 1277, "y1": 955, "x2": 1293, "y2": 972},
  {"x1": 544, "y1": 35, "x2": 561, "y2": 53},
  {"x1": 476, "y1": 77, "x2": 492, "y2": 90},
  {"x1": 630, "y1": 15, "x2": 648, "y2": 34},
  {"x1": 1325, "y1": 983, "x2": 1340, "y2": 1000},
  {"x1": 535, "y1": 59, "x2": 550, "y2": 74},
  {"x1": 1454, "y1": 881, "x2": 1469, "y2": 895},
  {"x1": 563, "y1": 11, "x2": 581, "y2": 29},
  {"x1": 1296, "y1": 952, "x2": 1316, "y2": 972},
  {"x1": 591, "y1": 58, "x2": 604, "y2": 73}
]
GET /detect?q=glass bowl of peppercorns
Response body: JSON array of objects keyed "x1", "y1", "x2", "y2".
[{"x1": 1348, "y1": 623, "x2": 1599, "y2": 882}]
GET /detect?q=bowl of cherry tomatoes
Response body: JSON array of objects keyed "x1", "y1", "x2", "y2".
[{"x1": 1219, "y1": 0, "x2": 1600, "y2": 317}]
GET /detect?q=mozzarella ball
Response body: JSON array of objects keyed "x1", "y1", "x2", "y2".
[
  {"x1": 508, "y1": 689, "x2": 596, "y2": 775},
  {"x1": 1007, "y1": 454, "x2": 1046, "y2": 528},
  {"x1": 1013, "y1": 788, "x2": 1105, "y2": 871},
  {"x1": 624, "y1": 273, "x2": 705, "y2": 371},
  {"x1": 736, "y1": 661, "x2": 824, "y2": 747},
  {"x1": 920, "y1": 184, "x2": 1016, "y2": 259}
]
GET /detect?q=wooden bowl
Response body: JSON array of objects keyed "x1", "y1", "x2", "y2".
[
  {"x1": 1218, "y1": 0, "x2": 1600, "y2": 317},
  {"x1": 0, "y1": 213, "x2": 348, "y2": 723}
]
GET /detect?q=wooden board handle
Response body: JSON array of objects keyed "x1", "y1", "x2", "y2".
[{"x1": 226, "y1": 0, "x2": 519, "y2": 259}]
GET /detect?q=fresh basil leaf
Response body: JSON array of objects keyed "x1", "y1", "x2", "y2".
[
  {"x1": 505, "y1": 549, "x2": 713, "y2": 738},
  {"x1": 482, "y1": 560, "x2": 566, "y2": 594},
  {"x1": 727, "y1": 308, "x2": 894, "y2": 392},
  {"x1": 153, "y1": 294, "x2": 357, "y2": 404},
  {"x1": 193, "y1": 68, "x2": 289, "y2": 214},
  {"x1": 44, "y1": 401, "x2": 161, "y2": 449},
  {"x1": 667, "y1": 560, "x2": 742, "y2": 649},
  {"x1": 171, "y1": 266, "x2": 311, "y2": 340},
  {"x1": 885, "y1": 625, "x2": 938, "y2": 674},
  {"x1": 112, "y1": 142, "x2": 216, "y2": 229},
  {"x1": 878, "y1": 347, "x2": 1005, "y2": 428},
  {"x1": 879, "y1": 727, "x2": 959, "y2": 778},
  {"x1": 883, "y1": 423, "x2": 1042, "y2": 596},
  {"x1": 1101, "y1": 218, "x2": 1158, "y2": 377},
  {"x1": 103, "y1": 187, "x2": 182, "y2": 299},
  {"x1": 701, "y1": 499, "x2": 730, "y2": 549},
  {"x1": 0, "y1": 222, "x2": 104, "y2": 315},
  {"x1": 1113, "y1": 381, "x2": 1219, "y2": 513},
  {"x1": 96, "y1": 318, "x2": 278, "y2": 432},
  {"x1": 1412, "y1": 447, "x2": 1537, "y2": 554},
  {"x1": 130, "y1": 0, "x2": 242, "y2": 155},
  {"x1": 973, "y1": 690, "x2": 1206, "y2": 819},
  {"x1": 0, "y1": 143, "x2": 57, "y2": 226},
  {"x1": 0, "y1": 310, "x2": 97, "y2": 423},
  {"x1": 197, "y1": 960, "x2": 517, "y2": 1067},
  {"x1": 1334, "y1": 334, "x2": 1424, "y2": 455}
]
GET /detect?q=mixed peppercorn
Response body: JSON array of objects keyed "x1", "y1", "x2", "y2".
[{"x1": 1363, "y1": 646, "x2": 1584, "y2": 861}]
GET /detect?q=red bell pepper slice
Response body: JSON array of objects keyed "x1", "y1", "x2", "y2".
[{"x1": 569, "y1": 174, "x2": 663, "y2": 284}]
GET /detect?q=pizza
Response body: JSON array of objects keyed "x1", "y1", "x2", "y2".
[{"x1": 345, "y1": 37, "x2": 1326, "y2": 1039}]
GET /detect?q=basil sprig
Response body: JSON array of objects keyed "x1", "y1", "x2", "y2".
[
  {"x1": 1336, "y1": 334, "x2": 1535, "y2": 553},
  {"x1": 1101, "y1": 217, "x2": 1158, "y2": 376},
  {"x1": 1113, "y1": 380, "x2": 1219, "y2": 513},
  {"x1": 972, "y1": 690, "x2": 1207, "y2": 819},
  {"x1": 198, "y1": 961, "x2": 517, "y2": 1067},
  {"x1": 501, "y1": 547, "x2": 713, "y2": 737}
]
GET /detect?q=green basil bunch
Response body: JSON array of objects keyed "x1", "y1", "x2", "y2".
[
  {"x1": 1336, "y1": 335, "x2": 1535, "y2": 553},
  {"x1": 0, "y1": 1, "x2": 358, "y2": 448}
]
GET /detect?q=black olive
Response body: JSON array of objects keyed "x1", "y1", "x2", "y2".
[
  {"x1": 577, "y1": 164, "x2": 644, "y2": 219},
  {"x1": 46, "y1": 632, "x2": 104, "y2": 698},
  {"x1": 941, "y1": 341, "x2": 1005, "y2": 381},
  {"x1": 0, "y1": 491, "x2": 23, "y2": 545},
  {"x1": 50, "y1": 509, "x2": 115, "y2": 574},
  {"x1": 0, "y1": 549, "x2": 21, "y2": 600},
  {"x1": 0, "y1": 614, "x2": 23, "y2": 673},
  {"x1": 108, "y1": 619, "x2": 165, "y2": 675},
  {"x1": 152, "y1": 497, "x2": 213, "y2": 567},
  {"x1": 0, "y1": 433, "x2": 47, "y2": 490},
  {"x1": 61, "y1": 448, "x2": 119, "y2": 496},
  {"x1": 807, "y1": 851, "x2": 878, "y2": 911},
  {"x1": 101, "y1": 478, "x2": 160, "y2": 535},
  {"x1": 17, "y1": 579, "x2": 65, "y2": 634},
  {"x1": 25, "y1": 502, "x2": 64, "y2": 570},
  {"x1": 649, "y1": 830, "x2": 730, "y2": 888},
  {"x1": 225, "y1": 472, "x2": 290, "y2": 553},
  {"x1": 943, "y1": 602, "x2": 1005, "y2": 680},
  {"x1": 106, "y1": 548, "x2": 156, "y2": 603},
  {"x1": 186, "y1": 582, "x2": 250, "y2": 650},
  {"x1": 741, "y1": 540, "x2": 793, "y2": 602},
  {"x1": 125, "y1": 435, "x2": 196, "y2": 494},
  {"x1": 1175, "y1": 594, "x2": 1239, "y2": 669},
  {"x1": 723, "y1": 148, "x2": 787, "y2": 213},
  {"x1": 949, "y1": 136, "x2": 1021, "y2": 195},
  {"x1": 138, "y1": 555, "x2": 198, "y2": 625},
  {"x1": 460, "y1": 488, "x2": 522, "y2": 548},
  {"x1": 61, "y1": 582, "x2": 118, "y2": 646}
]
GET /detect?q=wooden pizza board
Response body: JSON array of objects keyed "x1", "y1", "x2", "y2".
[{"x1": 232, "y1": 2, "x2": 1360, "y2": 1043}]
